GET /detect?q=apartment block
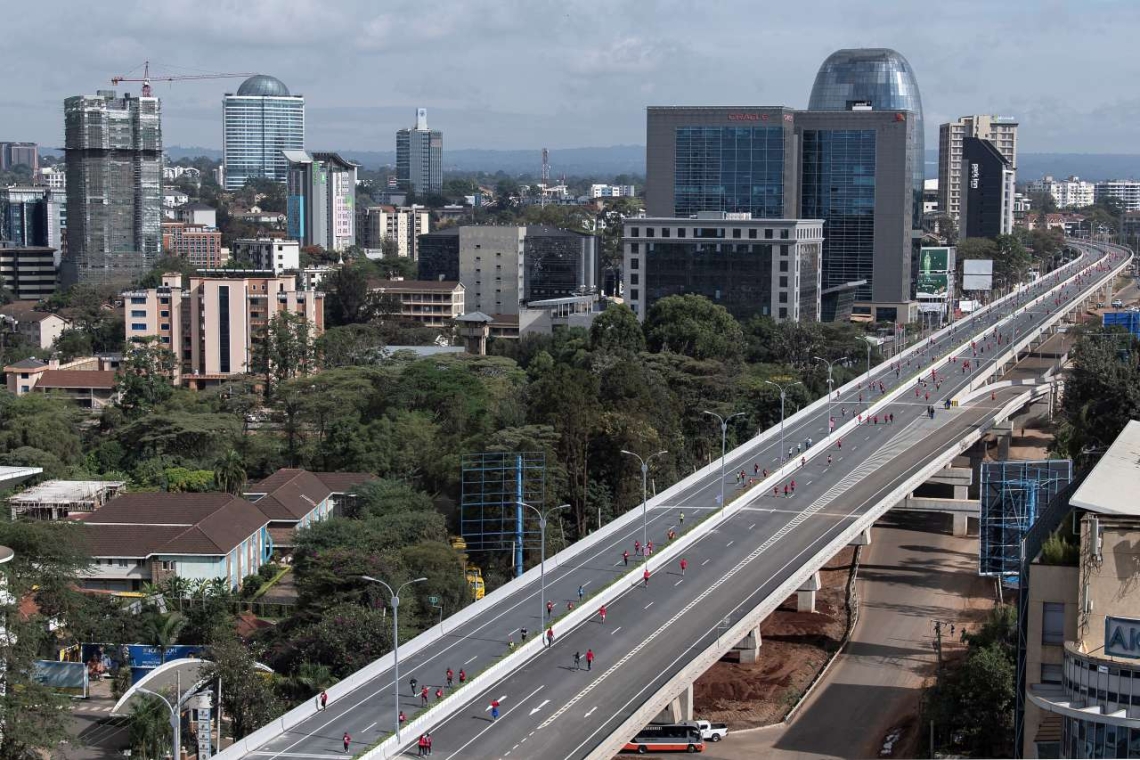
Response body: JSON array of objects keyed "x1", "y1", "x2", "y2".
[
  {"x1": 0, "y1": 246, "x2": 58, "y2": 300},
  {"x1": 124, "y1": 271, "x2": 323, "y2": 386},
  {"x1": 2, "y1": 355, "x2": 119, "y2": 409},
  {"x1": 358, "y1": 205, "x2": 430, "y2": 259},
  {"x1": 232, "y1": 238, "x2": 300, "y2": 274},
  {"x1": 938, "y1": 115, "x2": 1018, "y2": 221},
  {"x1": 0, "y1": 301, "x2": 69, "y2": 347},
  {"x1": 368, "y1": 279, "x2": 465, "y2": 327},
  {"x1": 1094, "y1": 180, "x2": 1140, "y2": 212},
  {"x1": 161, "y1": 222, "x2": 226, "y2": 268},
  {"x1": 1027, "y1": 176, "x2": 1095, "y2": 209}
]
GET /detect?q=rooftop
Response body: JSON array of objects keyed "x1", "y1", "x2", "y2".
[
  {"x1": 9, "y1": 479, "x2": 126, "y2": 508},
  {"x1": 36, "y1": 370, "x2": 116, "y2": 390},
  {"x1": 1070, "y1": 420, "x2": 1140, "y2": 517},
  {"x1": 369, "y1": 279, "x2": 463, "y2": 292},
  {"x1": 235, "y1": 74, "x2": 291, "y2": 98}
]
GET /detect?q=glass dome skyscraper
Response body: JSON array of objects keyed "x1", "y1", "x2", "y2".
[
  {"x1": 222, "y1": 75, "x2": 304, "y2": 191},
  {"x1": 808, "y1": 48, "x2": 924, "y2": 218}
]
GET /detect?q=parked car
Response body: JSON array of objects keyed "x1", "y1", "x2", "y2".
[
  {"x1": 685, "y1": 720, "x2": 729, "y2": 742},
  {"x1": 1112, "y1": 299, "x2": 1125, "y2": 308}
]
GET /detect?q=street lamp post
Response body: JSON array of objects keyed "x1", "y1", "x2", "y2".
[
  {"x1": 813, "y1": 356, "x2": 846, "y2": 439},
  {"x1": 519, "y1": 502, "x2": 570, "y2": 628},
  {"x1": 763, "y1": 380, "x2": 802, "y2": 467},
  {"x1": 136, "y1": 671, "x2": 183, "y2": 760},
  {"x1": 702, "y1": 410, "x2": 745, "y2": 516},
  {"x1": 360, "y1": 575, "x2": 428, "y2": 744},
  {"x1": 620, "y1": 449, "x2": 668, "y2": 560}
]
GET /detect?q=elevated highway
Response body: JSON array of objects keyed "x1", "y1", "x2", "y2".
[{"x1": 222, "y1": 242, "x2": 1130, "y2": 760}]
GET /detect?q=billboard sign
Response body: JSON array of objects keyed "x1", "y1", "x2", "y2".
[
  {"x1": 963, "y1": 259, "x2": 994, "y2": 291},
  {"x1": 920, "y1": 247, "x2": 953, "y2": 275}
]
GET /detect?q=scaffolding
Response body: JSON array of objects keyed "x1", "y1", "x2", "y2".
[
  {"x1": 460, "y1": 452, "x2": 545, "y2": 577},
  {"x1": 979, "y1": 460, "x2": 1072, "y2": 579},
  {"x1": 8, "y1": 479, "x2": 126, "y2": 521}
]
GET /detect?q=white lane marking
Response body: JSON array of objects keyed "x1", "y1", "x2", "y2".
[
  {"x1": 464, "y1": 656, "x2": 477, "y2": 665},
  {"x1": 444, "y1": 685, "x2": 543, "y2": 759},
  {"x1": 581, "y1": 581, "x2": 590, "y2": 588},
  {"x1": 610, "y1": 626, "x2": 622, "y2": 636},
  {"x1": 249, "y1": 754, "x2": 347, "y2": 759},
  {"x1": 484, "y1": 694, "x2": 508, "y2": 712},
  {"x1": 644, "y1": 602, "x2": 654, "y2": 610},
  {"x1": 726, "y1": 540, "x2": 734, "y2": 547},
  {"x1": 584, "y1": 706, "x2": 598, "y2": 718},
  {"x1": 806, "y1": 480, "x2": 813, "y2": 485},
  {"x1": 701, "y1": 559, "x2": 710, "y2": 566},
  {"x1": 612, "y1": 561, "x2": 620, "y2": 566},
  {"x1": 749, "y1": 523, "x2": 756, "y2": 530},
  {"x1": 674, "y1": 579, "x2": 684, "y2": 587},
  {"x1": 363, "y1": 722, "x2": 377, "y2": 732},
  {"x1": 528, "y1": 699, "x2": 550, "y2": 716}
]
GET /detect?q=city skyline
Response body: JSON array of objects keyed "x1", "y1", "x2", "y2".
[{"x1": 4, "y1": 0, "x2": 1138, "y2": 154}]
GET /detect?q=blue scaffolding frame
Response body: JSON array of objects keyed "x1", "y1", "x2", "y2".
[
  {"x1": 460, "y1": 452, "x2": 546, "y2": 577},
  {"x1": 979, "y1": 459, "x2": 1072, "y2": 580}
]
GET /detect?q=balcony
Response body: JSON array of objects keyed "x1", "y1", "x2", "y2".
[{"x1": 1028, "y1": 643, "x2": 1140, "y2": 728}]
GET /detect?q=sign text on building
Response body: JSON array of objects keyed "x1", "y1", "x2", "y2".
[
  {"x1": 1105, "y1": 616, "x2": 1140, "y2": 659},
  {"x1": 727, "y1": 113, "x2": 768, "y2": 122},
  {"x1": 970, "y1": 163, "x2": 980, "y2": 190}
]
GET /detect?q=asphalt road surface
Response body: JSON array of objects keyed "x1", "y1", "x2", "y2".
[{"x1": 243, "y1": 244, "x2": 1123, "y2": 760}]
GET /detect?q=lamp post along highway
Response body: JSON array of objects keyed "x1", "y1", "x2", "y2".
[
  {"x1": 520, "y1": 502, "x2": 569, "y2": 628},
  {"x1": 702, "y1": 410, "x2": 745, "y2": 516},
  {"x1": 813, "y1": 355, "x2": 846, "y2": 439},
  {"x1": 361, "y1": 574, "x2": 427, "y2": 743},
  {"x1": 621, "y1": 449, "x2": 668, "y2": 560},
  {"x1": 763, "y1": 380, "x2": 802, "y2": 466}
]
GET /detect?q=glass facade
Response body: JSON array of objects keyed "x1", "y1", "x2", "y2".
[
  {"x1": 643, "y1": 237, "x2": 776, "y2": 320},
  {"x1": 674, "y1": 126, "x2": 784, "y2": 218},
  {"x1": 223, "y1": 76, "x2": 304, "y2": 191},
  {"x1": 801, "y1": 130, "x2": 877, "y2": 300},
  {"x1": 808, "y1": 48, "x2": 924, "y2": 228}
]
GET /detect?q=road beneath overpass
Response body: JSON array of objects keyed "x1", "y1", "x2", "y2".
[{"x1": 239, "y1": 243, "x2": 1127, "y2": 760}]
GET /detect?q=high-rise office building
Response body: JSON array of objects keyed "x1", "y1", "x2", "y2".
[
  {"x1": 959, "y1": 137, "x2": 1015, "y2": 239},
  {"x1": 0, "y1": 142, "x2": 38, "y2": 172},
  {"x1": 938, "y1": 115, "x2": 1018, "y2": 222},
  {"x1": 0, "y1": 187, "x2": 50, "y2": 247},
  {"x1": 222, "y1": 75, "x2": 304, "y2": 191},
  {"x1": 645, "y1": 104, "x2": 918, "y2": 322},
  {"x1": 284, "y1": 151, "x2": 358, "y2": 253},
  {"x1": 63, "y1": 90, "x2": 162, "y2": 286},
  {"x1": 396, "y1": 108, "x2": 442, "y2": 197}
]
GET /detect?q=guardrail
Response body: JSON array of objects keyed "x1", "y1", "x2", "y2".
[{"x1": 224, "y1": 244, "x2": 1119, "y2": 760}]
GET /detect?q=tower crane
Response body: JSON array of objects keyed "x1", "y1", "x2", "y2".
[{"x1": 111, "y1": 61, "x2": 258, "y2": 97}]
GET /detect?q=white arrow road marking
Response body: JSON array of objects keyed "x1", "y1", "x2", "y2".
[
  {"x1": 529, "y1": 699, "x2": 550, "y2": 716},
  {"x1": 584, "y1": 707, "x2": 597, "y2": 718}
]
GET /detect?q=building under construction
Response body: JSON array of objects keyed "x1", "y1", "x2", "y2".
[
  {"x1": 978, "y1": 459, "x2": 1072, "y2": 580},
  {"x1": 8, "y1": 479, "x2": 126, "y2": 521},
  {"x1": 62, "y1": 90, "x2": 162, "y2": 286}
]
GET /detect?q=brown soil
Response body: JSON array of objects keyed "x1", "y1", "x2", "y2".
[{"x1": 691, "y1": 547, "x2": 855, "y2": 729}]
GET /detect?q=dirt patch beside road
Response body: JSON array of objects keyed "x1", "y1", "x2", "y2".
[{"x1": 691, "y1": 548, "x2": 855, "y2": 728}]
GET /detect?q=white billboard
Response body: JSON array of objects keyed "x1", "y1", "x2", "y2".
[{"x1": 963, "y1": 258, "x2": 993, "y2": 291}]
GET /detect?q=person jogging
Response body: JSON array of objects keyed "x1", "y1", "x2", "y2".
[
  {"x1": 417, "y1": 734, "x2": 426, "y2": 757},
  {"x1": 546, "y1": 626, "x2": 555, "y2": 646},
  {"x1": 586, "y1": 648, "x2": 595, "y2": 671},
  {"x1": 435, "y1": 687, "x2": 443, "y2": 702},
  {"x1": 574, "y1": 651, "x2": 582, "y2": 670},
  {"x1": 319, "y1": 690, "x2": 328, "y2": 710},
  {"x1": 420, "y1": 685, "x2": 429, "y2": 706},
  {"x1": 634, "y1": 540, "x2": 641, "y2": 556},
  {"x1": 643, "y1": 568, "x2": 651, "y2": 587},
  {"x1": 679, "y1": 511, "x2": 685, "y2": 525},
  {"x1": 546, "y1": 600, "x2": 554, "y2": 617},
  {"x1": 679, "y1": 558, "x2": 688, "y2": 576},
  {"x1": 458, "y1": 669, "x2": 466, "y2": 684},
  {"x1": 343, "y1": 733, "x2": 351, "y2": 753},
  {"x1": 446, "y1": 668, "x2": 454, "y2": 688},
  {"x1": 490, "y1": 700, "x2": 500, "y2": 720},
  {"x1": 577, "y1": 584, "x2": 585, "y2": 602},
  {"x1": 827, "y1": 454, "x2": 832, "y2": 466},
  {"x1": 520, "y1": 627, "x2": 528, "y2": 642},
  {"x1": 622, "y1": 549, "x2": 629, "y2": 566},
  {"x1": 599, "y1": 605, "x2": 607, "y2": 623},
  {"x1": 410, "y1": 677, "x2": 418, "y2": 696}
]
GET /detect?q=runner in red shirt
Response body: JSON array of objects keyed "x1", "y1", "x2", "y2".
[{"x1": 679, "y1": 558, "x2": 688, "y2": 576}]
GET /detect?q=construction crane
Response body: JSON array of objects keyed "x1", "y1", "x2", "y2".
[{"x1": 111, "y1": 61, "x2": 258, "y2": 97}]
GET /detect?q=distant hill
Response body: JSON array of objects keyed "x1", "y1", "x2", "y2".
[{"x1": 163, "y1": 145, "x2": 1140, "y2": 182}]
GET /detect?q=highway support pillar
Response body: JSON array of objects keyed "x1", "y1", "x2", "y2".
[
  {"x1": 733, "y1": 625, "x2": 762, "y2": 663},
  {"x1": 797, "y1": 571, "x2": 821, "y2": 613},
  {"x1": 849, "y1": 527, "x2": 872, "y2": 546},
  {"x1": 654, "y1": 683, "x2": 694, "y2": 724},
  {"x1": 953, "y1": 513, "x2": 969, "y2": 537}
]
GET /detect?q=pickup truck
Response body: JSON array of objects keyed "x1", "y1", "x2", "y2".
[
  {"x1": 1113, "y1": 299, "x2": 1125, "y2": 308},
  {"x1": 686, "y1": 720, "x2": 729, "y2": 742}
]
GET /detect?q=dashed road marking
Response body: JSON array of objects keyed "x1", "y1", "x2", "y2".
[
  {"x1": 701, "y1": 559, "x2": 710, "y2": 566},
  {"x1": 674, "y1": 579, "x2": 683, "y2": 587},
  {"x1": 610, "y1": 626, "x2": 622, "y2": 636},
  {"x1": 644, "y1": 602, "x2": 654, "y2": 610},
  {"x1": 464, "y1": 656, "x2": 477, "y2": 665},
  {"x1": 726, "y1": 540, "x2": 734, "y2": 547}
]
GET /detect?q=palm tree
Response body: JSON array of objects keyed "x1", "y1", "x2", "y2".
[
  {"x1": 214, "y1": 450, "x2": 247, "y2": 495},
  {"x1": 143, "y1": 612, "x2": 186, "y2": 665},
  {"x1": 278, "y1": 662, "x2": 336, "y2": 702},
  {"x1": 162, "y1": 576, "x2": 190, "y2": 612},
  {"x1": 129, "y1": 694, "x2": 171, "y2": 759}
]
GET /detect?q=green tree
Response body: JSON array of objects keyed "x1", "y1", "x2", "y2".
[
  {"x1": 290, "y1": 602, "x2": 396, "y2": 678},
  {"x1": 116, "y1": 337, "x2": 177, "y2": 418},
  {"x1": 204, "y1": 630, "x2": 283, "y2": 740},
  {"x1": 590, "y1": 303, "x2": 645, "y2": 354},
  {"x1": 644, "y1": 294, "x2": 744, "y2": 361},
  {"x1": 1054, "y1": 329, "x2": 1140, "y2": 464},
  {"x1": 128, "y1": 694, "x2": 172, "y2": 760},
  {"x1": 317, "y1": 323, "x2": 387, "y2": 367},
  {"x1": 163, "y1": 467, "x2": 216, "y2": 492},
  {"x1": 213, "y1": 450, "x2": 247, "y2": 495},
  {"x1": 252, "y1": 311, "x2": 316, "y2": 398},
  {"x1": 323, "y1": 262, "x2": 378, "y2": 327},
  {"x1": 143, "y1": 612, "x2": 186, "y2": 663}
]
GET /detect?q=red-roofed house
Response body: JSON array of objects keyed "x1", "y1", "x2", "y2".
[
  {"x1": 79, "y1": 492, "x2": 273, "y2": 592},
  {"x1": 243, "y1": 468, "x2": 375, "y2": 548},
  {"x1": 3, "y1": 355, "x2": 119, "y2": 409}
]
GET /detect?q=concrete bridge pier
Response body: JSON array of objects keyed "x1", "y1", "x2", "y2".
[
  {"x1": 653, "y1": 683, "x2": 693, "y2": 724},
  {"x1": 732, "y1": 625, "x2": 762, "y2": 663},
  {"x1": 797, "y1": 571, "x2": 821, "y2": 613},
  {"x1": 849, "y1": 527, "x2": 872, "y2": 546}
]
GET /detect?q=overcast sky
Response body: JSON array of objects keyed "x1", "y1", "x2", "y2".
[{"x1": 6, "y1": 0, "x2": 1139, "y2": 155}]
